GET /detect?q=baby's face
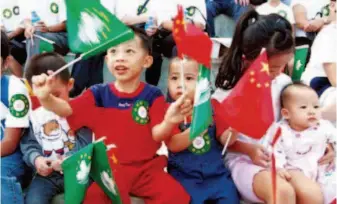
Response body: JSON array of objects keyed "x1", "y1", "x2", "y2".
[
  {"x1": 283, "y1": 88, "x2": 322, "y2": 130},
  {"x1": 168, "y1": 60, "x2": 198, "y2": 101}
]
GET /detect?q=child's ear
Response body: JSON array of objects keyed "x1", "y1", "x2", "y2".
[
  {"x1": 3, "y1": 56, "x2": 11, "y2": 71},
  {"x1": 143, "y1": 55, "x2": 153, "y2": 69},
  {"x1": 68, "y1": 78, "x2": 74, "y2": 90},
  {"x1": 281, "y1": 108, "x2": 290, "y2": 119}
]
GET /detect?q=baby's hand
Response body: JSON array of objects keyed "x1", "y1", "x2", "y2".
[
  {"x1": 165, "y1": 93, "x2": 193, "y2": 125},
  {"x1": 35, "y1": 156, "x2": 53, "y2": 177},
  {"x1": 31, "y1": 71, "x2": 56, "y2": 100},
  {"x1": 277, "y1": 169, "x2": 291, "y2": 181},
  {"x1": 248, "y1": 144, "x2": 271, "y2": 168},
  {"x1": 51, "y1": 155, "x2": 67, "y2": 173}
]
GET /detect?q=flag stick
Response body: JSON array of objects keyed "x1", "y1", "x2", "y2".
[
  {"x1": 221, "y1": 131, "x2": 232, "y2": 157},
  {"x1": 50, "y1": 30, "x2": 132, "y2": 78},
  {"x1": 34, "y1": 34, "x2": 55, "y2": 44},
  {"x1": 179, "y1": 57, "x2": 188, "y2": 125},
  {"x1": 31, "y1": 35, "x2": 34, "y2": 46}
]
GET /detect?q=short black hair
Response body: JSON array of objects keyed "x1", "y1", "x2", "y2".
[
  {"x1": 129, "y1": 25, "x2": 152, "y2": 55},
  {"x1": 25, "y1": 52, "x2": 70, "y2": 85},
  {"x1": 280, "y1": 81, "x2": 316, "y2": 108},
  {"x1": 1, "y1": 30, "x2": 10, "y2": 62}
]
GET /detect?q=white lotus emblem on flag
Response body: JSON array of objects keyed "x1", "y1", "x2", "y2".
[
  {"x1": 78, "y1": 12, "x2": 105, "y2": 45},
  {"x1": 101, "y1": 171, "x2": 117, "y2": 195},
  {"x1": 296, "y1": 60, "x2": 302, "y2": 70},
  {"x1": 194, "y1": 78, "x2": 211, "y2": 106},
  {"x1": 76, "y1": 160, "x2": 91, "y2": 184}
]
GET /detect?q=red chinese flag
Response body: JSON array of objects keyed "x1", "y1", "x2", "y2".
[
  {"x1": 219, "y1": 51, "x2": 274, "y2": 139},
  {"x1": 172, "y1": 5, "x2": 212, "y2": 67}
]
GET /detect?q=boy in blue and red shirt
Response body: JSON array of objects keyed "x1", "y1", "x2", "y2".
[{"x1": 31, "y1": 26, "x2": 191, "y2": 204}]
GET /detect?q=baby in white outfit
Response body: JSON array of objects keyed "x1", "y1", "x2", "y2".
[{"x1": 264, "y1": 82, "x2": 336, "y2": 204}]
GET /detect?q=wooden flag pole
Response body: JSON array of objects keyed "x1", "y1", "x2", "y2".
[
  {"x1": 33, "y1": 34, "x2": 55, "y2": 44},
  {"x1": 221, "y1": 131, "x2": 232, "y2": 157},
  {"x1": 179, "y1": 57, "x2": 188, "y2": 125},
  {"x1": 50, "y1": 55, "x2": 83, "y2": 77}
]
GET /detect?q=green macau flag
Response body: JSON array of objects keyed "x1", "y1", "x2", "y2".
[
  {"x1": 189, "y1": 64, "x2": 213, "y2": 140},
  {"x1": 65, "y1": 0, "x2": 134, "y2": 58},
  {"x1": 62, "y1": 143, "x2": 94, "y2": 204},
  {"x1": 90, "y1": 141, "x2": 122, "y2": 204},
  {"x1": 292, "y1": 45, "x2": 309, "y2": 81}
]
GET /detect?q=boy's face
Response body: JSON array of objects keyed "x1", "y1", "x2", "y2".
[
  {"x1": 168, "y1": 60, "x2": 198, "y2": 101},
  {"x1": 105, "y1": 35, "x2": 153, "y2": 83},
  {"x1": 268, "y1": 51, "x2": 293, "y2": 79},
  {"x1": 281, "y1": 88, "x2": 322, "y2": 130},
  {"x1": 48, "y1": 78, "x2": 74, "y2": 101}
]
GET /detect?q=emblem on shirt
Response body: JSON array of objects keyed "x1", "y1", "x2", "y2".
[
  {"x1": 9, "y1": 94, "x2": 29, "y2": 118},
  {"x1": 13, "y1": 6, "x2": 19, "y2": 15},
  {"x1": 137, "y1": 5, "x2": 148, "y2": 15},
  {"x1": 132, "y1": 100, "x2": 149, "y2": 125},
  {"x1": 3, "y1": 9, "x2": 12, "y2": 19},
  {"x1": 188, "y1": 132, "x2": 211, "y2": 155},
  {"x1": 278, "y1": 10, "x2": 287, "y2": 18},
  {"x1": 50, "y1": 2, "x2": 59, "y2": 14},
  {"x1": 185, "y1": 6, "x2": 196, "y2": 17}
]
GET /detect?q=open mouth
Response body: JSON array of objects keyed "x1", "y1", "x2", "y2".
[{"x1": 115, "y1": 65, "x2": 128, "y2": 75}]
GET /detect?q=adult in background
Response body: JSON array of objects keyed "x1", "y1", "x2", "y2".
[
  {"x1": 22, "y1": 0, "x2": 68, "y2": 70},
  {"x1": 0, "y1": 0, "x2": 26, "y2": 77},
  {"x1": 301, "y1": 0, "x2": 336, "y2": 124}
]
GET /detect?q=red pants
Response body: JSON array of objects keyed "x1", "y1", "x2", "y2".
[{"x1": 84, "y1": 156, "x2": 190, "y2": 204}]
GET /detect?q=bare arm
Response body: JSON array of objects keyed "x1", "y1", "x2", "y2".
[
  {"x1": 47, "y1": 21, "x2": 66, "y2": 32},
  {"x1": 7, "y1": 27, "x2": 24, "y2": 40},
  {"x1": 293, "y1": 4, "x2": 311, "y2": 31},
  {"x1": 323, "y1": 63, "x2": 336, "y2": 87},
  {"x1": 152, "y1": 120, "x2": 176, "y2": 142},
  {"x1": 166, "y1": 128, "x2": 191, "y2": 152},
  {"x1": 1, "y1": 128, "x2": 23, "y2": 157},
  {"x1": 121, "y1": 15, "x2": 149, "y2": 26},
  {"x1": 228, "y1": 140, "x2": 255, "y2": 155}
]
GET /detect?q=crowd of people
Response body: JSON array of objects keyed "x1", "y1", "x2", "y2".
[{"x1": 1, "y1": 0, "x2": 336, "y2": 204}]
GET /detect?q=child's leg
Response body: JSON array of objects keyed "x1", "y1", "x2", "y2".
[
  {"x1": 131, "y1": 156, "x2": 190, "y2": 204},
  {"x1": 229, "y1": 157, "x2": 296, "y2": 204},
  {"x1": 288, "y1": 170, "x2": 324, "y2": 204},
  {"x1": 25, "y1": 174, "x2": 61, "y2": 204},
  {"x1": 1, "y1": 161, "x2": 25, "y2": 204},
  {"x1": 253, "y1": 170, "x2": 296, "y2": 204}
]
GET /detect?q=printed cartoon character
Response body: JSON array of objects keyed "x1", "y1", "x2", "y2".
[
  {"x1": 67, "y1": 129, "x2": 76, "y2": 150},
  {"x1": 40, "y1": 119, "x2": 73, "y2": 158}
]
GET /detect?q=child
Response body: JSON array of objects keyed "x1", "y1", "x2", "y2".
[
  {"x1": 31, "y1": 27, "x2": 191, "y2": 204},
  {"x1": 212, "y1": 9, "x2": 298, "y2": 204},
  {"x1": 0, "y1": 30, "x2": 30, "y2": 204},
  {"x1": 264, "y1": 82, "x2": 336, "y2": 204},
  {"x1": 21, "y1": 52, "x2": 93, "y2": 204},
  {"x1": 166, "y1": 57, "x2": 240, "y2": 204}
]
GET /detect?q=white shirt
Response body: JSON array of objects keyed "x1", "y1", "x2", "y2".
[
  {"x1": 264, "y1": 119, "x2": 336, "y2": 180},
  {"x1": 156, "y1": 0, "x2": 207, "y2": 28},
  {"x1": 301, "y1": 23, "x2": 337, "y2": 85},
  {"x1": 0, "y1": 0, "x2": 24, "y2": 32},
  {"x1": 291, "y1": 0, "x2": 330, "y2": 37},
  {"x1": 0, "y1": 75, "x2": 30, "y2": 132},
  {"x1": 112, "y1": 0, "x2": 163, "y2": 21},
  {"x1": 30, "y1": 107, "x2": 75, "y2": 160},
  {"x1": 256, "y1": 1, "x2": 295, "y2": 24},
  {"x1": 21, "y1": 0, "x2": 67, "y2": 26},
  {"x1": 212, "y1": 73, "x2": 292, "y2": 166}
]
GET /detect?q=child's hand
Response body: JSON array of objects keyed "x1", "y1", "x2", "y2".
[
  {"x1": 35, "y1": 156, "x2": 53, "y2": 177},
  {"x1": 165, "y1": 93, "x2": 193, "y2": 125},
  {"x1": 220, "y1": 128, "x2": 238, "y2": 146},
  {"x1": 32, "y1": 72, "x2": 55, "y2": 100},
  {"x1": 248, "y1": 144, "x2": 271, "y2": 168},
  {"x1": 51, "y1": 157, "x2": 64, "y2": 173},
  {"x1": 277, "y1": 169, "x2": 291, "y2": 181}
]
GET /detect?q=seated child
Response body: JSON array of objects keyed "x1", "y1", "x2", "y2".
[
  {"x1": 264, "y1": 82, "x2": 336, "y2": 204},
  {"x1": 166, "y1": 57, "x2": 240, "y2": 204},
  {"x1": 0, "y1": 30, "x2": 30, "y2": 204},
  {"x1": 21, "y1": 52, "x2": 93, "y2": 204},
  {"x1": 31, "y1": 26, "x2": 191, "y2": 204}
]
